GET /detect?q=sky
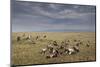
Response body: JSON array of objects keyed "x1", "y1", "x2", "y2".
[{"x1": 11, "y1": 0, "x2": 96, "y2": 32}]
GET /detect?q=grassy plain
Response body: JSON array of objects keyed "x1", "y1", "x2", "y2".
[{"x1": 12, "y1": 32, "x2": 96, "y2": 65}]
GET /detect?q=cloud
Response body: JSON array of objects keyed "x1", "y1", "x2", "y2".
[
  {"x1": 36, "y1": 8, "x2": 95, "y2": 21},
  {"x1": 12, "y1": 1, "x2": 96, "y2": 32},
  {"x1": 12, "y1": 1, "x2": 95, "y2": 19}
]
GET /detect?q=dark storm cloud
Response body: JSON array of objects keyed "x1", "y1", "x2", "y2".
[{"x1": 11, "y1": 0, "x2": 96, "y2": 32}]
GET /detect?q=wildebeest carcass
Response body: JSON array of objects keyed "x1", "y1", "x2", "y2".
[
  {"x1": 64, "y1": 46, "x2": 79, "y2": 55},
  {"x1": 73, "y1": 46, "x2": 79, "y2": 52},
  {"x1": 53, "y1": 41, "x2": 58, "y2": 46},
  {"x1": 17, "y1": 36, "x2": 21, "y2": 42},
  {"x1": 25, "y1": 34, "x2": 32, "y2": 40},
  {"x1": 75, "y1": 42, "x2": 80, "y2": 47},
  {"x1": 46, "y1": 49, "x2": 59, "y2": 58},
  {"x1": 46, "y1": 53, "x2": 57, "y2": 58},
  {"x1": 40, "y1": 48, "x2": 47, "y2": 54},
  {"x1": 36, "y1": 36, "x2": 40, "y2": 40},
  {"x1": 43, "y1": 35, "x2": 47, "y2": 38},
  {"x1": 86, "y1": 44, "x2": 90, "y2": 47}
]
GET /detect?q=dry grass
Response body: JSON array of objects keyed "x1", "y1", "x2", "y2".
[{"x1": 11, "y1": 32, "x2": 96, "y2": 65}]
